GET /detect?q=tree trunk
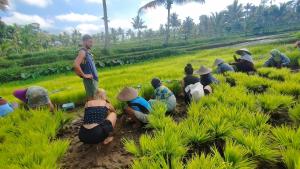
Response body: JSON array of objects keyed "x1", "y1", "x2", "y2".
[
  {"x1": 102, "y1": 0, "x2": 109, "y2": 50},
  {"x1": 164, "y1": 6, "x2": 171, "y2": 46}
]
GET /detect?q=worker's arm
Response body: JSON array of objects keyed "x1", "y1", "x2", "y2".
[
  {"x1": 73, "y1": 50, "x2": 93, "y2": 79},
  {"x1": 281, "y1": 55, "x2": 291, "y2": 66}
]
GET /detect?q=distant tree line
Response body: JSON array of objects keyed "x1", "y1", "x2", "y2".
[{"x1": 1, "y1": 0, "x2": 300, "y2": 57}]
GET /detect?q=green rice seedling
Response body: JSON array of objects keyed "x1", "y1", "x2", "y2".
[
  {"x1": 165, "y1": 80, "x2": 182, "y2": 97},
  {"x1": 186, "y1": 153, "x2": 228, "y2": 169},
  {"x1": 131, "y1": 155, "x2": 184, "y2": 169},
  {"x1": 124, "y1": 127, "x2": 187, "y2": 167},
  {"x1": 178, "y1": 118, "x2": 212, "y2": 147},
  {"x1": 240, "y1": 111, "x2": 271, "y2": 134},
  {"x1": 206, "y1": 112, "x2": 232, "y2": 140},
  {"x1": 272, "y1": 126, "x2": 300, "y2": 150},
  {"x1": 289, "y1": 104, "x2": 300, "y2": 124},
  {"x1": 256, "y1": 92, "x2": 294, "y2": 113},
  {"x1": 213, "y1": 140, "x2": 256, "y2": 169},
  {"x1": 281, "y1": 148, "x2": 300, "y2": 169},
  {"x1": 147, "y1": 101, "x2": 177, "y2": 130},
  {"x1": 258, "y1": 67, "x2": 291, "y2": 82},
  {"x1": 272, "y1": 82, "x2": 300, "y2": 98},
  {"x1": 232, "y1": 130, "x2": 279, "y2": 162},
  {"x1": 139, "y1": 84, "x2": 154, "y2": 100}
]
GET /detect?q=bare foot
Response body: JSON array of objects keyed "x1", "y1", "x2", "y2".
[{"x1": 103, "y1": 137, "x2": 114, "y2": 145}]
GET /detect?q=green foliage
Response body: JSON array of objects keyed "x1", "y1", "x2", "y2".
[
  {"x1": 0, "y1": 109, "x2": 70, "y2": 168},
  {"x1": 232, "y1": 130, "x2": 279, "y2": 162},
  {"x1": 272, "y1": 127, "x2": 300, "y2": 150},
  {"x1": 186, "y1": 154, "x2": 228, "y2": 169},
  {"x1": 289, "y1": 104, "x2": 300, "y2": 124},
  {"x1": 256, "y1": 92, "x2": 294, "y2": 112}
]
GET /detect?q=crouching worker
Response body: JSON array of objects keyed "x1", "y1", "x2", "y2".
[
  {"x1": 231, "y1": 48, "x2": 256, "y2": 73},
  {"x1": 213, "y1": 58, "x2": 235, "y2": 74},
  {"x1": 117, "y1": 87, "x2": 151, "y2": 125},
  {"x1": 13, "y1": 86, "x2": 54, "y2": 112},
  {"x1": 264, "y1": 49, "x2": 290, "y2": 68},
  {"x1": 194, "y1": 66, "x2": 219, "y2": 87},
  {"x1": 0, "y1": 97, "x2": 16, "y2": 117},
  {"x1": 149, "y1": 78, "x2": 176, "y2": 113},
  {"x1": 79, "y1": 89, "x2": 117, "y2": 145}
]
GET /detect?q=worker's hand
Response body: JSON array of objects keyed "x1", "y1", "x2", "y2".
[{"x1": 83, "y1": 74, "x2": 93, "y2": 79}]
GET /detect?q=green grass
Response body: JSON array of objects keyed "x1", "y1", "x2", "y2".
[{"x1": 0, "y1": 41, "x2": 299, "y2": 168}]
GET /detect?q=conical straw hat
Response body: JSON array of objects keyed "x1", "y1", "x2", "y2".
[
  {"x1": 236, "y1": 48, "x2": 251, "y2": 55},
  {"x1": 213, "y1": 58, "x2": 224, "y2": 66},
  {"x1": 194, "y1": 66, "x2": 212, "y2": 75},
  {"x1": 117, "y1": 87, "x2": 138, "y2": 102}
]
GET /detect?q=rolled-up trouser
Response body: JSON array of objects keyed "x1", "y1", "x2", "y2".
[
  {"x1": 83, "y1": 79, "x2": 98, "y2": 98},
  {"x1": 133, "y1": 110, "x2": 148, "y2": 123}
]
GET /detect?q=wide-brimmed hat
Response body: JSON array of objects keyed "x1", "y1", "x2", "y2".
[
  {"x1": 213, "y1": 59, "x2": 224, "y2": 67},
  {"x1": 117, "y1": 87, "x2": 138, "y2": 102},
  {"x1": 236, "y1": 48, "x2": 251, "y2": 55},
  {"x1": 194, "y1": 66, "x2": 212, "y2": 75}
]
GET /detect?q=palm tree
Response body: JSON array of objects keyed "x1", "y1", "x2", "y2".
[
  {"x1": 139, "y1": 0, "x2": 205, "y2": 46},
  {"x1": 170, "y1": 13, "x2": 181, "y2": 39},
  {"x1": 102, "y1": 0, "x2": 109, "y2": 50},
  {"x1": 131, "y1": 15, "x2": 147, "y2": 39},
  {"x1": 182, "y1": 16, "x2": 195, "y2": 41},
  {"x1": 0, "y1": 0, "x2": 8, "y2": 11}
]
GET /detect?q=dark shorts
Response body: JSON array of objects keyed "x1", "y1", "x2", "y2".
[{"x1": 78, "y1": 120, "x2": 113, "y2": 144}]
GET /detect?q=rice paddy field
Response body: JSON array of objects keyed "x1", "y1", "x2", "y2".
[{"x1": 0, "y1": 41, "x2": 300, "y2": 169}]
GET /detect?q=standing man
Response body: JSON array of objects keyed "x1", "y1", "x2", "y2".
[{"x1": 74, "y1": 35, "x2": 99, "y2": 100}]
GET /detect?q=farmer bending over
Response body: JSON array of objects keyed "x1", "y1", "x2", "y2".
[
  {"x1": 230, "y1": 48, "x2": 256, "y2": 73},
  {"x1": 194, "y1": 66, "x2": 219, "y2": 87},
  {"x1": 74, "y1": 34, "x2": 98, "y2": 100},
  {"x1": 79, "y1": 89, "x2": 117, "y2": 145},
  {"x1": 213, "y1": 58, "x2": 235, "y2": 74},
  {"x1": 264, "y1": 49, "x2": 290, "y2": 68},
  {"x1": 149, "y1": 78, "x2": 177, "y2": 113},
  {"x1": 13, "y1": 86, "x2": 54, "y2": 112},
  {"x1": 117, "y1": 87, "x2": 151, "y2": 127}
]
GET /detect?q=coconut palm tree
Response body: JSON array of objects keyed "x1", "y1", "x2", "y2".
[
  {"x1": 131, "y1": 15, "x2": 147, "y2": 39},
  {"x1": 0, "y1": 0, "x2": 8, "y2": 11},
  {"x1": 102, "y1": 0, "x2": 109, "y2": 50},
  {"x1": 139, "y1": 0, "x2": 205, "y2": 46}
]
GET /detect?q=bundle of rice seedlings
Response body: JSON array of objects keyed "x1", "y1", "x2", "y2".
[
  {"x1": 281, "y1": 148, "x2": 300, "y2": 169},
  {"x1": 256, "y1": 92, "x2": 294, "y2": 113},
  {"x1": 232, "y1": 130, "x2": 279, "y2": 162},
  {"x1": 214, "y1": 140, "x2": 256, "y2": 169},
  {"x1": 289, "y1": 104, "x2": 300, "y2": 124},
  {"x1": 186, "y1": 153, "x2": 228, "y2": 169},
  {"x1": 272, "y1": 126, "x2": 300, "y2": 150}
]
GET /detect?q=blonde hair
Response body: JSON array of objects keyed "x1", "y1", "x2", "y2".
[{"x1": 94, "y1": 88, "x2": 107, "y2": 100}]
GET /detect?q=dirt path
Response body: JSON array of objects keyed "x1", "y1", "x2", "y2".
[{"x1": 60, "y1": 96, "x2": 187, "y2": 169}]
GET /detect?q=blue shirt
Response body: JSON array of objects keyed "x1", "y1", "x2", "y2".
[
  {"x1": 200, "y1": 73, "x2": 219, "y2": 86},
  {"x1": 0, "y1": 103, "x2": 14, "y2": 117},
  {"x1": 80, "y1": 48, "x2": 99, "y2": 81},
  {"x1": 129, "y1": 97, "x2": 151, "y2": 113},
  {"x1": 216, "y1": 63, "x2": 235, "y2": 74},
  {"x1": 154, "y1": 85, "x2": 174, "y2": 100}
]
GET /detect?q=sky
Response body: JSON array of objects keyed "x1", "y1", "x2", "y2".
[{"x1": 0, "y1": 0, "x2": 289, "y2": 35}]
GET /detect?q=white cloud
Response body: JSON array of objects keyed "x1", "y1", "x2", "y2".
[
  {"x1": 2, "y1": 12, "x2": 53, "y2": 29},
  {"x1": 56, "y1": 12, "x2": 99, "y2": 23},
  {"x1": 84, "y1": 0, "x2": 102, "y2": 4},
  {"x1": 19, "y1": 0, "x2": 52, "y2": 8},
  {"x1": 65, "y1": 23, "x2": 103, "y2": 34},
  {"x1": 109, "y1": 19, "x2": 131, "y2": 29}
]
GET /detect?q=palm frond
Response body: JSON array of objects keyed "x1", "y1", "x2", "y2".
[{"x1": 138, "y1": 0, "x2": 166, "y2": 14}]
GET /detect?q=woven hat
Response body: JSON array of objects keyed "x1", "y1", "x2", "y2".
[
  {"x1": 236, "y1": 48, "x2": 251, "y2": 55},
  {"x1": 117, "y1": 87, "x2": 138, "y2": 102},
  {"x1": 194, "y1": 66, "x2": 212, "y2": 75},
  {"x1": 213, "y1": 59, "x2": 224, "y2": 66}
]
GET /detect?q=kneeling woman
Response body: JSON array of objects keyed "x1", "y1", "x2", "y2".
[{"x1": 79, "y1": 89, "x2": 117, "y2": 145}]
